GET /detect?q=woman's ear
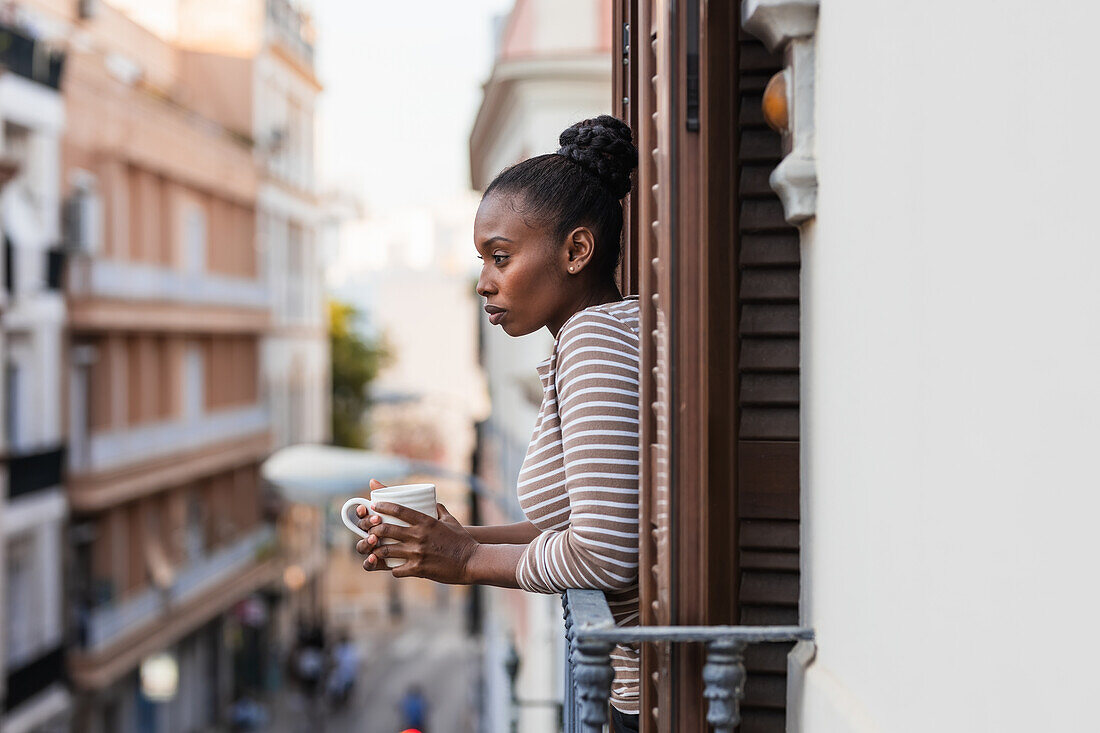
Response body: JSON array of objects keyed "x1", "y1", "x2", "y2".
[{"x1": 564, "y1": 227, "x2": 596, "y2": 274}]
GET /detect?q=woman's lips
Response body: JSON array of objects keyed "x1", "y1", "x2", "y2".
[{"x1": 484, "y1": 305, "x2": 506, "y2": 325}]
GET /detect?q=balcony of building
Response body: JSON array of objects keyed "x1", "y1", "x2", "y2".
[
  {"x1": 265, "y1": 0, "x2": 316, "y2": 68},
  {"x1": 69, "y1": 525, "x2": 279, "y2": 690},
  {"x1": 66, "y1": 253, "x2": 270, "y2": 333},
  {"x1": 0, "y1": 21, "x2": 65, "y2": 90},
  {"x1": 67, "y1": 404, "x2": 272, "y2": 513},
  {"x1": 559, "y1": 590, "x2": 813, "y2": 733}
]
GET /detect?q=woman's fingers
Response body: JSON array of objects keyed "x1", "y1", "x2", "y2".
[
  {"x1": 356, "y1": 521, "x2": 417, "y2": 572},
  {"x1": 355, "y1": 479, "x2": 388, "y2": 517},
  {"x1": 362, "y1": 542, "x2": 413, "y2": 571},
  {"x1": 369, "y1": 501, "x2": 432, "y2": 525},
  {"x1": 356, "y1": 515, "x2": 382, "y2": 534},
  {"x1": 360, "y1": 521, "x2": 416, "y2": 544}
]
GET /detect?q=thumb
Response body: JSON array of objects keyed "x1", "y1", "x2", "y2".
[
  {"x1": 436, "y1": 502, "x2": 455, "y2": 521},
  {"x1": 369, "y1": 479, "x2": 387, "y2": 489}
]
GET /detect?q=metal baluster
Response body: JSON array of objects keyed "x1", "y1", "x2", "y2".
[
  {"x1": 703, "y1": 639, "x2": 748, "y2": 733},
  {"x1": 572, "y1": 636, "x2": 614, "y2": 733},
  {"x1": 562, "y1": 595, "x2": 577, "y2": 733}
]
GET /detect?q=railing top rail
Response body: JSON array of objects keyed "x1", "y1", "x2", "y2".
[
  {"x1": 573, "y1": 624, "x2": 814, "y2": 644},
  {"x1": 564, "y1": 589, "x2": 814, "y2": 644}
]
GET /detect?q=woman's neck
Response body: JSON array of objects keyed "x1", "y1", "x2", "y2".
[{"x1": 549, "y1": 280, "x2": 623, "y2": 337}]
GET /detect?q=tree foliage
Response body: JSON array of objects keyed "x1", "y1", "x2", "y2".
[{"x1": 329, "y1": 300, "x2": 388, "y2": 448}]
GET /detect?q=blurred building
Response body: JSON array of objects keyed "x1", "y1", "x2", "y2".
[
  {"x1": 324, "y1": 197, "x2": 490, "y2": 633},
  {"x1": 56, "y1": 2, "x2": 277, "y2": 729},
  {"x1": 0, "y1": 8, "x2": 70, "y2": 731},
  {"x1": 468, "y1": 1, "x2": 612, "y2": 731},
  {"x1": 172, "y1": 0, "x2": 329, "y2": 644},
  {"x1": 0, "y1": 1, "x2": 328, "y2": 730},
  {"x1": 170, "y1": 0, "x2": 329, "y2": 453}
]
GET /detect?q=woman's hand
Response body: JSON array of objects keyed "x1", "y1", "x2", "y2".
[{"x1": 354, "y1": 480, "x2": 479, "y2": 583}]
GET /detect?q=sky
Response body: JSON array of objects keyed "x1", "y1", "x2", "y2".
[{"x1": 313, "y1": 0, "x2": 513, "y2": 213}]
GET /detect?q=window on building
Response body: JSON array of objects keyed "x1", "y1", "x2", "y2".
[
  {"x1": 5, "y1": 532, "x2": 43, "y2": 666},
  {"x1": 185, "y1": 488, "x2": 205, "y2": 563},
  {"x1": 184, "y1": 342, "x2": 204, "y2": 420},
  {"x1": 63, "y1": 170, "x2": 102, "y2": 254},
  {"x1": 287, "y1": 223, "x2": 304, "y2": 321},
  {"x1": 183, "y1": 201, "x2": 207, "y2": 274},
  {"x1": 6, "y1": 360, "x2": 20, "y2": 450},
  {"x1": 69, "y1": 345, "x2": 96, "y2": 472}
]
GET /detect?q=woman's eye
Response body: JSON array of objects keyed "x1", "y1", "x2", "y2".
[{"x1": 492, "y1": 255, "x2": 508, "y2": 265}]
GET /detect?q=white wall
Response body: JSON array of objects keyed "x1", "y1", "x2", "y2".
[
  {"x1": 1, "y1": 75, "x2": 66, "y2": 453},
  {"x1": 798, "y1": 3, "x2": 1100, "y2": 731}
]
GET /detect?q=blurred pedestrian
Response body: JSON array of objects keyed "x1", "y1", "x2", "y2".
[
  {"x1": 293, "y1": 624, "x2": 326, "y2": 700},
  {"x1": 399, "y1": 685, "x2": 428, "y2": 731},
  {"x1": 325, "y1": 633, "x2": 358, "y2": 706}
]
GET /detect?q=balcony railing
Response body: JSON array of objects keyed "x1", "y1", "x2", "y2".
[
  {"x1": 3, "y1": 644, "x2": 65, "y2": 713},
  {"x1": 80, "y1": 526, "x2": 275, "y2": 651},
  {"x1": 0, "y1": 22, "x2": 65, "y2": 90},
  {"x1": 561, "y1": 589, "x2": 814, "y2": 733},
  {"x1": 79, "y1": 404, "x2": 269, "y2": 474},
  {"x1": 266, "y1": 0, "x2": 315, "y2": 64},
  {"x1": 67, "y1": 255, "x2": 269, "y2": 309},
  {"x1": 7, "y1": 445, "x2": 65, "y2": 499}
]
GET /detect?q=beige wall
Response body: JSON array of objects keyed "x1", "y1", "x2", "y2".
[
  {"x1": 81, "y1": 334, "x2": 259, "y2": 434},
  {"x1": 176, "y1": 50, "x2": 255, "y2": 137},
  {"x1": 499, "y1": 0, "x2": 613, "y2": 60},
  {"x1": 88, "y1": 464, "x2": 263, "y2": 601},
  {"x1": 175, "y1": 0, "x2": 266, "y2": 56},
  {"x1": 63, "y1": 49, "x2": 255, "y2": 203}
]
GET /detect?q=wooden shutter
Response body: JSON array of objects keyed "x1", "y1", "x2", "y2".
[
  {"x1": 735, "y1": 27, "x2": 802, "y2": 733},
  {"x1": 618, "y1": 2, "x2": 800, "y2": 731}
]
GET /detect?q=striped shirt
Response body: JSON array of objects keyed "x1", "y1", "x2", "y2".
[{"x1": 515, "y1": 297, "x2": 641, "y2": 714}]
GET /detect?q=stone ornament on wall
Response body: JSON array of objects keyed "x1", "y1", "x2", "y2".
[{"x1": 742, "y1": 0, "x2": 819, "y2": 225}]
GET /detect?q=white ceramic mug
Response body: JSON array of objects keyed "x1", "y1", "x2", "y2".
[{"x1": 341, "y1": 483, "x2": 438, "y2": 568}]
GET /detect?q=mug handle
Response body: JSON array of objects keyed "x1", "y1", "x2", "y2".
[{"x1": 340, "y1": 497, "x2": 374, "y2": 540}]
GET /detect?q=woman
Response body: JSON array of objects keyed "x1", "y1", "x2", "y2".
[{"x1": 355, "y1": 115, "x2": 642, "y2": 732}]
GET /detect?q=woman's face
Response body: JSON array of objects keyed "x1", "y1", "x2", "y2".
[{"x1": 473, "y1": 192, "x2": 573, "y2": 337}]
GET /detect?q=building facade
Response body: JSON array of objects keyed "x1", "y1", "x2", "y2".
[
  {"x1": 173, "y1": 0, "x2": 330, "y2": 638},
  {"x1": 468, "y1": 2, "x2": 612, "y2": 731},
  {"x1": 50, "y1": 3, "x2": 277, "y2": 729},
  {"x1": 1, "y1": 10, "x2": 70, "y2": 731}
]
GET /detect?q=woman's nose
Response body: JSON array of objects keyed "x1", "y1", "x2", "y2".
[{"x1": 476, "y1": 268, "x2": 496, "y2": 297}]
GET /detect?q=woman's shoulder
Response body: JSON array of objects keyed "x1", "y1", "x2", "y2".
[{"x1": 557, "y1": 297, "x2": 641, "y2": 348}]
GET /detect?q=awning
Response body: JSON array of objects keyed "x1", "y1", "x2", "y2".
[
  {"x1": 260, "y1": 444, "x2": 415, "y2": 504},
  {"x1": 262, "y1": 444, "x2": 518, "y2": 517}
]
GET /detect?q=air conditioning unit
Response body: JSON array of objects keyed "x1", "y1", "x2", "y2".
[{"x1": 63, "y1": 171, "x2": 102, "y2": 253}]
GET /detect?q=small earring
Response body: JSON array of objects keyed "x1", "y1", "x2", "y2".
[{"x1": 568, "y1": 266, "x2": 574, "y2": 272}]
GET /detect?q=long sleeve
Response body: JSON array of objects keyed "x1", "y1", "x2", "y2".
[{"x1": 516, "y1": 309, "x2": 641, "y2": 594}]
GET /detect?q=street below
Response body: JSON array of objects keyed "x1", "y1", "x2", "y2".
[{"x1": 266, "y1": 603, "x2": 480, "y2": 733}]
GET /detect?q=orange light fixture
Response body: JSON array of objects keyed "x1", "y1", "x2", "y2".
[{"x1": 762, "y1": 70, "x2": 789, "y2": 134}]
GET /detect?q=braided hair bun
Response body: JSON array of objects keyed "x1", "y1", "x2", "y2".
[{"x1": 556, "y1": 115, "x2": 638, "y2": 200}]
